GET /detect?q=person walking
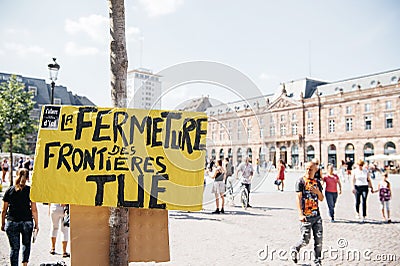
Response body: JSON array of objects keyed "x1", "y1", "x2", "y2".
[
  {"x1": 377, "y1": 172, "x2": 392, "y2": 223},
  {"x1": 339, "y1": 159, "x2": 347, "y2": 183},
  {"x1": 208, "y1": 159, "x2": 225, "y2": 214},
  {"x1": 2, "y1": 158, "x2": 9, "y2": 183},
  {"x1": 49, "y1": 203, "x2": 70, "y2": 257},
  {"x1": 311, "y1": 158, "x2": 323, "y2": 181},
  {"x1": 237, "y1": 157, "x2": 254, "y2": 207},
  {"x1": 1, "y1": 168, "x2": 39, "y2": 266},
  {"x1": 322, "y1": 163, "x2": 342, "y2": 222},
  {"x1": 290, "y1": 161, "x2": 324, "y2": 266},
  {"x1": 351, "y1": 159, "x2": 374, "y2": 222},
  {"x1": 275, "y1": 159, "x2": 285, "y2": 191},
  {"x1": 256, "y1": 158, "x2": 260, "y2": 175}
]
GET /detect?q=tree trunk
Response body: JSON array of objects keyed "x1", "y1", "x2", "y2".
[
  {"x1": 108, "y1": 0, "x2": 129, "y2": 265},
  {"x1": 9, "y1": 133, "x2": 13, "y2": 186}
]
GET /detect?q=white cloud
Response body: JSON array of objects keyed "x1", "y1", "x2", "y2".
[
  {"x1": 259, "y1": 72, "x2": 276, "y2": 80},
  {"x1": 3, "y1": 42, "x2": 50, "y2": 57},
  {"x1": 126, "y1": 26, "x2": 141, "y2": 42},
  {"x1": 139, "y1": 0, "x2": 184, "y2": 17},
  {"x1": 64, "y1": 42, "x2": 99, "y2": 56},
  {"x1": 65, "y1": 14, "x2": 108, "y2": 42},
  {"x1": 4, "y1": 28, "x2": 31, "y2": 37}
]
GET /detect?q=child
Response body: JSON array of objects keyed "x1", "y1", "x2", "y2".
[{"x1": 377, "y1": 172, "x2": 392, "y2": 223}]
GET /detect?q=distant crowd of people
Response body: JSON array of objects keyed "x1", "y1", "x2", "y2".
[{"x1": 1, "y1": 157, "x2": 34, "y2": 184}]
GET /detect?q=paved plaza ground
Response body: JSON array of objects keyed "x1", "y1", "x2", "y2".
[{"x1": 0, "y1": 170, "x2": 399, "y2": 265}]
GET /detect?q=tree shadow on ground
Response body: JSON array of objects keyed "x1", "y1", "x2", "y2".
[
  {"x1": 329, "y1": 218, "x2": 398, "y2": 225},
  {"x1": 169, "y1": 212, "x2": 222, "y2": 221},
  {"x1": 251, "y1": 206, "x2": 295, "y2": 211}
]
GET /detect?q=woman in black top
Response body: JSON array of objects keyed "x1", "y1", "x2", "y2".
[{"x1": 1, "y1": 168, "x2": 39, "y2": 266}]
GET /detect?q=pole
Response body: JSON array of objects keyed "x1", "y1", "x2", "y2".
[{"x1": 51, "y1": 81, "x2": 55, "y2": 104}]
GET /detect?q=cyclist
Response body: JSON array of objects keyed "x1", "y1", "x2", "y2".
[{"x1": 236, "y1": 157, "x2": 254, "y2": 208}]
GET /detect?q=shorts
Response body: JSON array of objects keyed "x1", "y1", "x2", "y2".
[
  {"x1": 212, "y1": 181, "x2": 226, "y2": 194},
  {"x1": 380, "y1": 200, "x2": 390, "y2": 211}
]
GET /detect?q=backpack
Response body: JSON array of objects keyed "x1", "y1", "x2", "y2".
[{"x1": 379, "y1": 187, "x2": 391, "y2": 201}]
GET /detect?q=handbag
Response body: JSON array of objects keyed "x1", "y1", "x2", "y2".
[
  {"x1": 63, "y1": 205, "x2": 70, "y2": 227},
  {"x1": 274, "y1": 179, "x2": 282, "y2": 186}
]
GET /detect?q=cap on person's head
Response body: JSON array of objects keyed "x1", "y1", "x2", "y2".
[{"x1": 357, "y1": 159, "x2": 364, "y2": 166}]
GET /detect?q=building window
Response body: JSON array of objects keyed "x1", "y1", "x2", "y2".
[
  {"x1": 237, "y1": 126, "x2": 241, "y2": 139},
  {"x1": 365, "y1": 115, "x2": 372, "y2": 130},
  {"x1": 247, "y1": 128, "x2": 252, "y2": 139},
  {"x1": 329, "y1": 119, "x2": 335, "y2": 133},
  {"x1": 328, "y1": 108, "x2": 334, "y2": 116},
  {"x1": 260, "y1": 128, "x2": 264, "y2": 138},
  {"x1": 280, "y1": 124, "x2": 286, "y2": 136},
  {"x1": 270, "y1": 126, "x2": 275, "y2": 137},
  {"x1": 260, "y1": 118, "x2": 264, "y2": 126},
  {"x1": 364, "y1": 103, "x2": 371, "y2": 112},
  {"x1": 307, "y1": 111, "x2": 312, "y2": 119},
  {"x1": 385, "y1": 113, "x2": 393, "y2": 128},
  {"x1": 370, "y1": 80, "x2": 376, "y2": 88},
  {"x1": 291, "y1": 123, "x2": 298, "y2": 135},
  {"x1": 280, "y1": 115, "x2": 285, "y2": 122},
  {"x1": 307, "y1": 122, "x2": 313, "y2": 135},
  {"x1": 270, "y1": 115, "x2": 274, "y2": 123},
  {"x1": 292, "y1": 113, "x2": 297, "y2": 121},
  {"x1": 346, "y1": 118, "x2": 353, "y2": 131},
  {"x1": 54, "y1": 98, "x2": 62, "y2": 105},
  {"x1": 220, "y1": 131, "x2": 224, "y2": 140},
  {"x1": 386, "y1": 101, "x2": 392, "y2": 110},
  {"x1": 346, "y1": 106, "x2": 352, "y2": 114},
  {"x1": 28, "y1": 86, "x2": 37, "y2": 96}
]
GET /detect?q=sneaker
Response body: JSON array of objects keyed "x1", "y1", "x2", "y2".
[
  {"x1": 314, "y1": 260, "x2": 322, "y2": 266},
  {"x1": 362, "y1": 217, "x2": 366, "y2": 223},
  {"x1": 212, "y1": 209, "x2": 220, "y2": 214},
  {"x1": 331, "y1": 218, "x2": 335, "y2": 223},
  {"x1": 290, "y1": 247, "x2": 298, "y2": 263},
  {"x1": 388, "y1": 219, "x2": 392, "y2": 224},
  {"x1": 247, "y1": 204, "x2": 252, "y2": 208},
  {"x1": 220, "y1": 208, "x2": 225, "y2": 214},
  {"x1": 355, "y1": 213, "x2": 360, "y2": 219}
]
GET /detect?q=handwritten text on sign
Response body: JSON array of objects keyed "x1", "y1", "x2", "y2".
[{"x1": 31, "y1": 106, "x2": 207, "y2": 211}]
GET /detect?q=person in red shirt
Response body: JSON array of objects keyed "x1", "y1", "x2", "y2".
[
  {"x1": 275, "y1": 159, "x2": 286, "y2": 191},
  {"x1": 322, "y1": 163, "x2": 342, "y2": 222}
]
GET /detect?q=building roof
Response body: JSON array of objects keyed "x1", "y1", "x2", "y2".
[
  {"x1": 315, "y1": 68, "x2": 400, "y2": 97},
  {"x1": 0, "y1": 72, "x2": 95, "y2": 107},
  {"x1": 179, "y1": 96, "x2": 212, "y2": 112}
]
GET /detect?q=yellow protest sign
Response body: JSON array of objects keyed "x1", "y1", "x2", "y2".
[{"x1": 31, "y1": 106, "x2": 207, "y2": 211}]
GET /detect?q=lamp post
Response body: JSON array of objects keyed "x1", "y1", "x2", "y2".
[{"x1": 48, "y1": 58, "x2": 60, "y2": 104}]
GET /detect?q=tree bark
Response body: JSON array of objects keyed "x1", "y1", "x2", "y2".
[
  {"x1": 9, "y1": 133, "x2": 13, "y2": 186},
  {"x1": 109, "y1": 0, "x2": 129, "y2": 265}
]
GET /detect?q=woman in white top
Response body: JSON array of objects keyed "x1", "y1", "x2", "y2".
[
  {"x1": 49, "y1": 203, "x2": 70, "y2": 257},
  {"x1": 351, "y1": 159, "x2": 374, "y2": 222}
]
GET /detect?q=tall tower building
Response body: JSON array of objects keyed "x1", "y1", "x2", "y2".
[{"x1": 127, "y1": 68, "x2": 161, "y2": 110}]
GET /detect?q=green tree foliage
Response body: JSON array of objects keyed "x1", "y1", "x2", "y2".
[
  {"x1": 0, "y1": 74, "x2": 35, "y2": 182},
  {"x1": 2, "y1": 135, "x2": 31, "y2": 155}
]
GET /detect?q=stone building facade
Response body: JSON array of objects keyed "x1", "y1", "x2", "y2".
[{"x1": 205, "y1": 69, "x2": 400, "y2": 168}]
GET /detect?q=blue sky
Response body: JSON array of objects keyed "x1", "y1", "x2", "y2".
[{"x1": 0, "y1": 0, "x2": 399, "y2": 108}]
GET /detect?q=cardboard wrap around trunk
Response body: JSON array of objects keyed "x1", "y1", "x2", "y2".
[{"x1": 70, "y1": 205, "x2": 170, "y2": 265}]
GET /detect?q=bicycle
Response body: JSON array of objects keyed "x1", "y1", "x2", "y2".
[
  {"x1": 239, "y1": 182, "x2": 249, "y2": 210},
  {"x1": 225, "y1": 176, "x2": 235, "y2": 206}
]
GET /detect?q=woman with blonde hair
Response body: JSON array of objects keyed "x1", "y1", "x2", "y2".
[{"x1": 1, "y1": 168, "x2": 39, "y2": 266}]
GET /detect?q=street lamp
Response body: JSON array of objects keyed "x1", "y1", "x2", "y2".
[{"x1": 48, "y1": 58, "x2": 60, "y2": 104}]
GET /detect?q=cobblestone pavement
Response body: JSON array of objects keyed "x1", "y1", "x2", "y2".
[{"x1": 0, "y1": 170, "x2": 399, "y2": 265}]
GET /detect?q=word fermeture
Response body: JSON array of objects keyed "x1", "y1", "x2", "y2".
[{"x1": 62, "y1": 107, "x2": 207, "y2": 154}]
